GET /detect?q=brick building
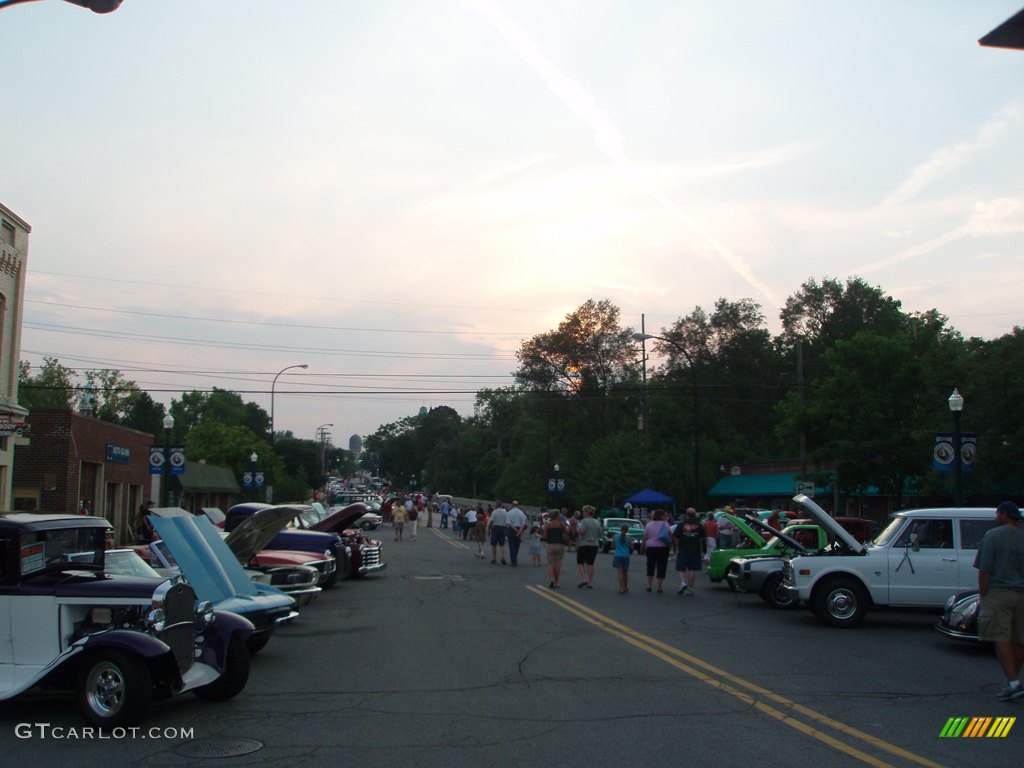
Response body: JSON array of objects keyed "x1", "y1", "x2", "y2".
[
  {"x1": 12, "y1": 409, "x2": 153, "y2": 544},
  {"x1": 0, "y1": 201, "x2": 30, "y2": 511}
]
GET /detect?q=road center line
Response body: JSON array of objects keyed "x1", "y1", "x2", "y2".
[{"x1": 526, "y1": 585, "x2": 945, "y2": 768}]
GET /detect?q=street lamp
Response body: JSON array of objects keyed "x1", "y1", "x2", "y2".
[
  {"x1": 633, "y1": 332, "x2": 701, "y2": 510},
  {"x1": 316, "y1": 423, "x2": 334, "y2": 480},
  {"x1": 270, "y1": 364, "x2": 308, "y2": 451},
  {"x1": 161, "y1": 413, "x2": 174, "y2": 507},
  {"x1": 948, "y1": 387, "x2": 964, "y2": 507}
]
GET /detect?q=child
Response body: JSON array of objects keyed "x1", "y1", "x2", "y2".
[
  {"x1": 613, "y1": 523, "x2": 632, "y2": 594},
  {"x1": 529, "y1": 524, "x2": 542, "y2": 567}
]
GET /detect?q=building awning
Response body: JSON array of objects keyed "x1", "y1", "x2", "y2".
[
  {"x1": 178, "y1": 462, "x2": 240, "y2": 494},
  {"x1": 707, "y1": 472, "x2": 814, "y2": 498}
]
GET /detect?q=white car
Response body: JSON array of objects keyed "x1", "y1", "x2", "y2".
[{"x1": 782, "y1": 495, "x2": 997, "y2": 627}]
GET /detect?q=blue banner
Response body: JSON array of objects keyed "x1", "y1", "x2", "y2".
[{"x1": 933, "y1": 433, "x2": 978, "y2": 472}]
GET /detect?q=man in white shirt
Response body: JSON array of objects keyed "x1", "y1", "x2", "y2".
[
  {"x1": 488, "y1": 502, "x2": 510, "y2": 564},
  {"x1": 507, "y1": 501, "x2": 528, "y2": 567}
]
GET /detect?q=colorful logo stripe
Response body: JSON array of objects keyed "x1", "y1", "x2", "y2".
[{"x1": 940, "y1": 716, "x2": 1015, "y2": 738}]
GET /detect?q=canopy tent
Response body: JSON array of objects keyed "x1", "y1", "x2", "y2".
[{"x1": 623, "y1": 488, "x2": 675, "y2": 506}]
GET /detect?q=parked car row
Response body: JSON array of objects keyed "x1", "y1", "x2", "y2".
[
  {"x1": 708, "y1": 495, "x2": 998, "y2": 634},
  {"x1": 0, "y1": 501, "x2": 388, "y2": 728}
]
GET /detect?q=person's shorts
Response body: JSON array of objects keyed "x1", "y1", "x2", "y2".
[
  {"x1": 978, "y1": 588, "x2": 1024, "y2": 644},
  {"x1": 490, "y1": 527, "x2": 507, "y2": 546},
  {"x1": 547, "y1": 542, "x2": 565, "y2": 567},
  {"x1": 612, "y1": 555, "x2": 630, "y2": 570},
  {"x1": 576, "y1": 545, "x2": 598, "y2": 565},
  {"x1": 676, "y1": 550, "x2": 703, "y2": 573}
]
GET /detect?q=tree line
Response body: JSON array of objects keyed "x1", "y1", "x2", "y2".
[
  {"x1": 16, "y1": 362, "x2": 354, "y2": 501},
  {"x1": 365, "y1": 278, "x2": 1023, "y2": 512}
]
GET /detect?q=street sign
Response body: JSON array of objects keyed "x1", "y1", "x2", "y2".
[
  {"x1": 794, "y1": 480, "x2": 815, "y2": 497},
  {"x1": 242, "y1": 471, "x2": 253, "y2": 489},
  {"x1": 254, "y1": 471, "x2": 265, "y2": 489},
  {"x1": 149, "y1": 446, "x2": 165, "y2": 475},
  {"x1": 169, "y1": 446, "x2": 186, "y2": 476}
]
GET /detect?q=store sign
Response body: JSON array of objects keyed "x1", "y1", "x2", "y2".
[
  {"x1": 106, "y1": 444, "x2": 130, "y2": 463},
  {"x1": 0, "y1": 422, "x2": 30, "y2": 436}
]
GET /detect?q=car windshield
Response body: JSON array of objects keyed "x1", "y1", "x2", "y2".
[
  {"x1": 20, "y1": 527, "x2": 106, "y2": 575},
  {"x1": 872, "y1": 516, "x2": 909, "y2": 547},
  {"x1": 69, "y1": 549, "x2": 163, "y2": 579},
  {"x1": 295, "y1": 507, "x2": 322, "y2": 527}
]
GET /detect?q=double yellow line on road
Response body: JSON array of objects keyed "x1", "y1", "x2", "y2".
[{"x1": 526, "y1": 585, "x2": 945, "y2": 768}]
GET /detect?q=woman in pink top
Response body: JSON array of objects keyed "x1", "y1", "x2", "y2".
[{"x1": 642, "y1": 509, "x2": 672, "y2": 593}]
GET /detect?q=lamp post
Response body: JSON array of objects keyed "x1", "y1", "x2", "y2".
[
  {"x1": 948, "y1": 387, "x2": 964, "y2": 507},
  {"x1": 316, "y1": 423, "x2": 333, "y2": 481},
  {"x1": 161, "y1": 413, "x2": 174, "y2": 507},
  {"x1": 270, "y1": 364, "x2": 308, "y2": 451},
  {"x1": 632, "y1": 332, "x2": 701, "y2": 510},
  {"x1": 249, "y1": 452, "x2": 258, "y2": 501}
]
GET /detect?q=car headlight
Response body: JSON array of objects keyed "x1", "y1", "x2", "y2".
[{"x1": 950, "y1": 599, "x2": 979, "y2": 625}]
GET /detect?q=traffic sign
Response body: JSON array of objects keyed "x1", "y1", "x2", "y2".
[{"x1": 794, "y1": 480, "x2": 815, "y2": 497}]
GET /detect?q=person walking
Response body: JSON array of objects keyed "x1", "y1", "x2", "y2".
[
  {"x1": 464, "y1": 505, "x2": 477, "y2": 542},
  {"x1": 474, "y1": 506, "x2": 488, "y2": 559},
  {"x1": 135, "y1": 500, "x2": 156, "y2": 544},
  {"x1": 718, "y1": 508, "x2": 736, "y2": 549},
  {"x1": 974, "y1": 500, "x2": 1024, "y2": 701},
  {"x1": 440, "y1": 497, "x2": 450, "y2": 529},
  {"x1": 543, "y1": 511, "x2": 569, "y2": 588},
  {"x1": 703, "y1": 512, "x2": 718, "y2": 564},
  {"x1": 528, "y1": 524, "x2": 543, "y2": 567},
  {"x1": 576, "y1": 505, "x2": 602, "y2": 588},
  {"x1": 407, "y1": 500, "x2": 419, "y2": 541},
  {"x1": 642, "y1": 509, "x2": 672, "y2": 593},
  {"x1": 673, "y1": 507, "x2": 707, "y2": 596},
  {"x1": 507, "y1": 501, "x2": 528, "y2": 567},
  {"x1": 613, "y1": 523, "x2": 632, "y2": 594},
  {"x1": 392, "y1": 501, "x2": 408, "y2": 541},
  {"x1": 488, "y1": 501, "x2": 510, "y2": 564}
]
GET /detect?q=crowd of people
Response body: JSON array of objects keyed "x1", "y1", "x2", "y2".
[{"x1": 388, "y1": 493, "x2": 725, "y2": 596}]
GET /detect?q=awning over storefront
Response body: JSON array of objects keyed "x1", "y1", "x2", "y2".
[
  {"x1": 178, "y1": 462, "x2": 240, "y2": 494},
  {"x1": 707, "y1": 472, "x2": 817, "y2": 498}
]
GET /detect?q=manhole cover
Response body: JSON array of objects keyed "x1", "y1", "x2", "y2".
[{"x1": 174, "y1": 738, "x2": 263, "y2": 758}]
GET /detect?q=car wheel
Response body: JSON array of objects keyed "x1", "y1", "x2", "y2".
[
  {"x1": 360, "y1": 521, "x2": 372, "y2": 530},
  {"x1": 77, "y1": 650, "x2": 151, "y2": 728},
  {"x1": 194, "y1": 633, "x2": 250, "y2": 701},
  {"x1": 246, "y1": 632, "x2": 270, "y2": 655},
  {"x1": 759, "y1": 573, "x2": 798, "y2": 610},
  {"x1": 812, "y1": 578, "x2": 868, "y2": 627}
]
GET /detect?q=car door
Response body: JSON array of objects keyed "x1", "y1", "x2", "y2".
[
  {"x1": 886, "y1": 517, "x2": 958, "y2": 606},
  {"x1": 956, "y1": 517, "x2": 997, "y2": 588},
  {"x1": 0, "y1": 595, "x2": 13, "y2": 695}
]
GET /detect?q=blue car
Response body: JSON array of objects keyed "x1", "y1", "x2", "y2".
[{"x1": 151, "y1": 511, "x2": 297, "y2": 654}]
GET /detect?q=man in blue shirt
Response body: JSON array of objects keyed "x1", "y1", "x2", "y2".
[{"x1": 974, "y1": 500, "x2": 1024, "y2": 701}]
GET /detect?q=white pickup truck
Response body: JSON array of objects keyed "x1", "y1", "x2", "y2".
[{"x1": 782, "y1": 495, "x2": 997, "y2": 627}]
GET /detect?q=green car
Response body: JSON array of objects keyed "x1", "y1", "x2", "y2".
[
  {"x1": 708, "y1": 514, "x2": 828, "y2": 586},
  {"x1": 600, "y1": 517, "x2": 645, "y2": 553}
]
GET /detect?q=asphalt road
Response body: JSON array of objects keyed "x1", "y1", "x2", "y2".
[{"x1": 2, "y1": 524, "x2": 1020, "y2": 767}]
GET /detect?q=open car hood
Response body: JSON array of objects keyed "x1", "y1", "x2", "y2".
[
  {"x1": 744, "y1": 516, "x2": 807, "y2": 553},
  {"x1": 792, "y1": 495, "x2": 865, "y2": 554},
  {"x1": 310, "y1": 502, "x2": 371, "y2": 533},
  {"x1": 224, "y1": 506, "x2": 298, "y2": 562},
  {"x1": 150, "y1": 508, "x2": 260, "y2": 604},
  {"x1": 723, "y1": 513, "x2": 766, "y2": 548}
]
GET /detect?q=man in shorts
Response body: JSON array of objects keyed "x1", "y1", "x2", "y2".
[
  {"x1": 488, "y1": 501, "x2": 509, "y2": 564},
  {"x1": 575, "y1": 505, "x2": 602, "y2": 588},
  {"x1": 974, "y1": 500, "x2": 1024, "y2": 701},
  {"x1": 673, "y1": 507, "x2": 707, "y2": 596}
]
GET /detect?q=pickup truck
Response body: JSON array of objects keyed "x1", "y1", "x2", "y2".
[{"x1": 782, "y1": 495, "x2": 997, "y2": 627}]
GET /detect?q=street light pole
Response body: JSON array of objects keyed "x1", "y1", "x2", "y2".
[
  {"x1": 632, "y1": 332, "x2": 701, "y2": 510},
  {"x1": 161, "y1": 413, "x2": 174, "y2": 507},
  {"x1": 948, "y1": 387, "x2": 964, "y2": 507},
  {"x1": 270, "y1": 364, "x2": 308, "y2": 451}
]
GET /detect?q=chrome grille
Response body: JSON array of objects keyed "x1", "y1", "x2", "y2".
[
  {"x1": 360, "y1": 544, "x2": 383, "y2": 569},
  {"x1": 153, "y1": 580, "x2": 196, "y2": 674}
]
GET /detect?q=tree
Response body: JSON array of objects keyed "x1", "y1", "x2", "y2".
[
  {"x1": 122, "y1": 391, "x2": 167, "y2": 440},
  {"x1": 18, "y1": 357, "x2": 77, "y2": 410},
  {"x1": 82, "y1": 368, "x2": 139, "y2": 423}
]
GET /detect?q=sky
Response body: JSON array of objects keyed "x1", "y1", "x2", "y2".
[{"x1": 2, "y1": 1, "x2": 1023, "y2": 448}]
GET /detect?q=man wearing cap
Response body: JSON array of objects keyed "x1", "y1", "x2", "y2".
[
  {"x1": 974, "y1": 500, "x2": 1024, "y2": 701},
  {"x1": 507, "y1": 501, "x2": 527, "y2": 567}
]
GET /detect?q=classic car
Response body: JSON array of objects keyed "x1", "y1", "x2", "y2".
[
  {"x1": 290, "y1": 502, "x2": 387, "y2": 578},
  {"x1": 724, "y1": 520, "x2": 819, "y2": 608},
  {"x1": 327, "y1": 504, "x2": 383, "y2": 530},
  {"x1": 936, "y1": 589, "x2": 982, "y2": 642},
  {"x1": 783, "y1": 495, "x2": 998, "y2": 627},
  {"x1": 707, "y1": 513, "x2": 771, "y2": 583},
  {"x1": 225, "y1": 503, "x2": 351, "y2": 584},
  {"x1": 599, "y1": 518, "x2": 645, "y2": 553},
  {"x1": 0, "y1": 513, "x2": 252, "y2": 726},
  {"x1": 148, "y1": 510, "x2": 299, "y2": 654}
]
